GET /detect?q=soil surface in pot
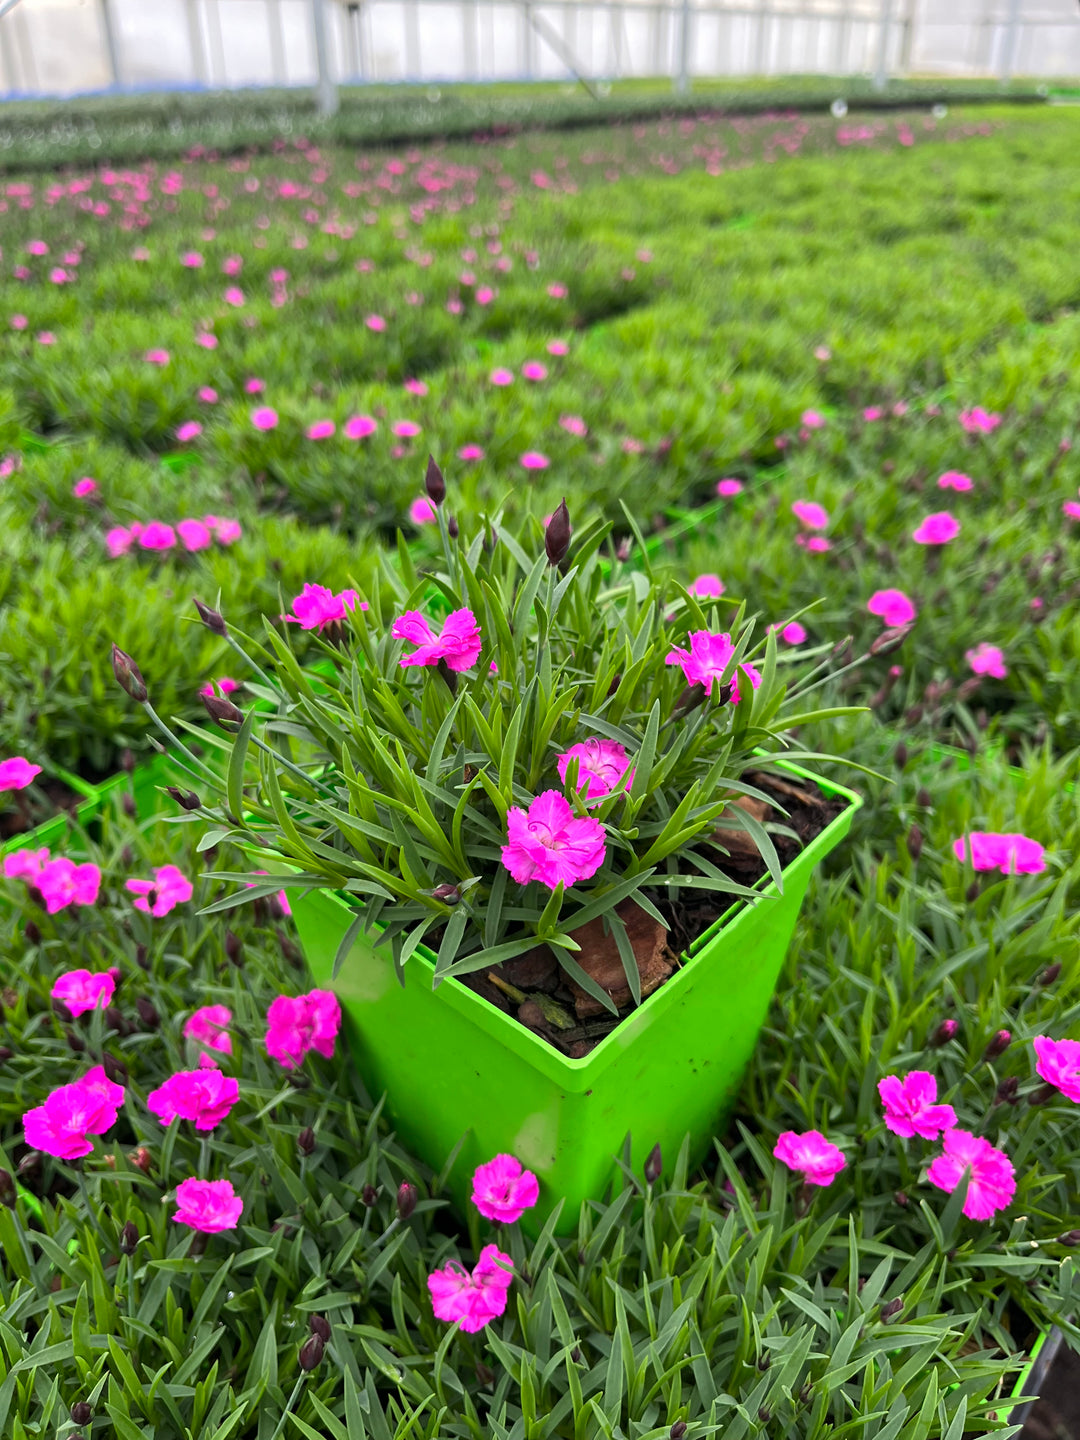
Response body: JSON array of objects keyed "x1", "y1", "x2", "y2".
[
  {"x1": 461, "y1": 771, "x2": 847, "y2": 1058},
  {"x1": 0, "y1": 777, "x2": 85, "y2": 842},
  {"x1": 1021, "y1": 1341, "x2": 1080, "y2": 1438}
]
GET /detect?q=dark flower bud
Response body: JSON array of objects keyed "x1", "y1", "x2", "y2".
[
  {"x1": 396, "y1": 1181, "x2": 417, "y2": 1222},
  {"x1": 225, "y1": 931, "x2": 244, "y2": 967},
  {"x1": 121, "y1": 748, "x2": 136, "y2": 774},
  {"x1": 53, "y1": 997, "x2": 73, "y2": 1023},
  {"x1": 24, "y1": 920, "x2": 41, "y2": 946},
  {"x1": 905, "y1": 824, "x2": 923, "y2": 862},
  {"x1": 447, "y1": 515, "x2": 459, "y2": 539},
  {"x1": 136, "y1": 944, "x2": 149, "y2": 971},
  {"x1": 991, "y1": 1076, "x2": 1018, "y2": 1107},
  {"x1": 0, "y1": 1169, "x2": 15, "y2": 1207},
  {"x1": 431, "y1": 883, "x2": 462, "y2": 905},
  {"x1": 983, "y1": 1030, "x2": 1011, "y2": 1061},
  {"x1": 671, "y1": 681, "x2": 708, "y2": 720},
  {"x1": 893, "y1": 741, "x2": 908, "y2": 769},
  {"x1": 122, "y1": 793, "x2": 137, "y2": 818},
  {"x1": 1056, "y1": 1230, "x2": 1080, "y2": 1246},
  {"x1": 119, "y1": 1220, "x2": 139, "y2": 1255},
  {"x1": 309, "y1": 1314, "x2": 331, "y2": 1341},
  {"x1": 475, "y1": 1360, "x2": 496, "y2": 1386},
  {"x1": 121, "y1": 845, "x2": 133, "y2": 867},
  {"x1": 0, "y1": 1046, "x2": 12, "y2": 1063},
  {"x1": 616, "y1": 537, "x2": 633, "y2": 563},
  {"x1": 1039, "y1": 963, "x2": 1062, "y2": 987},
  {"x1": 880, "y1": 1296, "x2": 904, "y2": 1323},
  {"x1": 905, "y1": 703, "x2": 924, "y2": 726},
  {"x1": 71, "y1": 1403, "x2": 93, "y2": 1426},
  {"x1": 108, "y1": 965, "x2": 122, "y2": 985},
  {"x1": 929, "y1": 1018, "x2": 958, "y2": 1047},
  {"x1": 361, "y1": 1184, "x2": 378, "y2": 1207},
  {"x1": 570, "y1": 1346, "x2": 583, "y2": 1365},
  {"x1": 436, "y1": 657, "x2": 457, "y2": 696},
  {"x1": 102, "y1": 1053, "x2": 128, "y2": 1084},
  {"x1": 297, "y1": 1126, "x2": 316, "y2": 1157},
  {"x1": 965, "y1": 880, "x2": 981, "y2": 904},
  {"x1": 894, "y1": 1190, "x2": 909, "y2": 1207},
  {"x1": 277, "y1": 929, "x2": 301, "y2": 967},
  {"x1": 66, "y1": 1028, "x2": 86, "y2": 1053},
  {"x1": 832, "y1": 635, "x2": 854, "y2": 663},
  {"x1": 644, "y1": 1143, "x2": 662, "y2": 1185},
  {"x1": 298, "y1": 1334, "x2": 324, "y2": 1371},
  {"x1": 201, "y1": 692, "x2": 244, "y2": 732},
  {"x1": 869, "y1": 623, "x2": 913, "y2": 657},
  {"x1": 799, "y1": 1382, "x2": 813, "y2": 1404},
  {"x1": 756, "y1": 1353, "x2": 771, "y2": 1372},
  {"x1": 757, "y1": 1408, "x2": 771, "y2": 1424},
  {"x1": 424, "y1": 454, "x2": 446, "y2": 507},
  {"x1": 193, "y1": 597, "x2": 227, "y2": 636},
  {"x1": 1029, "y1": 1082, "x2": 1057, "y2": 1107},
  {"x1": 166, "y1": 786, "x2": 201, "y2": 812},
  {"x1": 111, "y1": 644, "x2": 148, "y2": 703},
  {"x1": 135, "y1": 997, "x2": 160, "y2": 1029},
  {"x1": 129, "y1": 1147, "x2": 153, "y2": 1174},
  {"x1": 545, "y1": 499, "x2": 572, "y2": 567},
  {"x1": 17, "y1": 1151, "x2": 42, "y2": 1181},
  {"x1": 916, "y1": 786, "x2": 932, "y2": 808},
  {"x1": 669, "y1": 1424, "x2": 687, "y2": 1439}
]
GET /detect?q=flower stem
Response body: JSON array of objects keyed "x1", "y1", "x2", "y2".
[
  {"x1": 140, "y1": 701, "x2": 219, "y2": 784},
  {"x1": 268, "y1": 1376, "x2": 306, "y2": 1440}
]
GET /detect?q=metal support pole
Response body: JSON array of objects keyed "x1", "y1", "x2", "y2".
[
  {"x1": 524, "y1": 6, "x2": 598, "y2": 95},
  {"x1": 873, "y1": 0, "x2": 894, "y2": 91},
  {"x1": 311, "y1": 0, "x2": 339, "y2": 114},
  {"x1": 523, "y1": 1, "x2": 534, "y2": 78},
  {"x1": 205, "y1": 0, "x2": 226, "y2": 84},
  {"x1": 343, "y1": 1, "x2": 360, "y2": 79},
  {"x1": 675, "y1": 0, "x2": 691, "y2": 92},
  {"x1": 898, "y1": 0, "x2": 916, "y2": 74},
  {"x1": 754, "y1": 0, "x2": 770, "y2": 75},
  {"x1": 185, "y1": 0, "x2": 207, "y2": 87},
  {"x1": 404, "y1": 0, "x2": 420, "y2": 79},
  {"x1": 1000, "y1": 0, "x2": 1022, "y2": 81},
  {"x1": 98, "y1": 0, "x2": 121, "y2": 86},
  {"x1": 267, "y1": 0, "x2": 287, "y2": 83},
  {"x1": 463, "y1": 0, "x2": 478, "y2": 79}
]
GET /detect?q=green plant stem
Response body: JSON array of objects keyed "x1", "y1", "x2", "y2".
[
  {"x1": 226, "y1": 633, "x2": 278, "y2": 692},
  {"x1": 248, "y1": 733, "x2": 338, "y2": 798},
  {"x1": 268, "y1": 1375, "x2": 306, "y2": 1440},
  {"x1": 140, "y1": 701, "x2": 220, "y2": 784}
]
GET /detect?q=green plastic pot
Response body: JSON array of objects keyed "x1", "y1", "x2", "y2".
[{"x1": 288, "y1": 763, "x2": 860, "y2": 1233}]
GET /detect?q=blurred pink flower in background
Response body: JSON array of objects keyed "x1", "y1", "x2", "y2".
[
  {"x1": 36, "y1": 858, "x2": 101, "y2": 913},
  {"x1": 344, "y1": 415, "x2": 377, "y2": 439},
  {"x1": 250, "y1": 406, "x2": 278, "y2": 431},
  {"x1": 952, "y1": 832, "x2": 1045, "y2": 874},
  {"x1": 800, "y1": 409, "x2": 826, "y2": 429},
  {"x1": 782, "y1": 621, "x2": 807, "y2": 644},
  {"x1": 306, "y1": 419, "x2": 335, "y2": 440},
  {"x1": 52, "y1": 968, "x2": 115, "y2": 1017},
  {"x1": 959, "y1": 406, "x2": 1001, "y2": 433},
  {"x1": 868, "y1": 589, "x2": 917, "y2": 626},
  {"x1": 73, "y1": 477, "x2": 98, "y2": 498},
  {"x1": 138, "y1": 521, "x2": 177, "y2": 550},
  {"x1": 175, "y1": 421, "x2": 202, "y2": 443},
  {"x1": 365, "y1": 313, "x2": 386, "y2": 331},
  {"x1": 393, "y1": 420, "x2": 421, "y2": 438},
  {"x1": 913, "y1": 512, "x2": 960, "y2": 545},
  {"x1": 145, "y1": 348, "x2": 170, "y2": 365},
  {"x1": 184, "y1": 1004, "x2": 233, "y2": 1063},
  {"x1": 458, "y1": 444, "x2": 484, "y2": 460},
  {"x1": 792, "y1": 500, "x2": 829, "y2": 530},
  {"x1": 410, "y1": 497, "x2": 436, "y2": 524},
  {"x1": 522, "y1": 361, "x2": 547, "y2": 381},
  {"x1": 127, "y1": 864, "x2": 193, "y2": 916},
  {"x1": 0, "y1": 756, "x2": 41, "y2": 790},
  {"x1": 938, "y1": 470, "x2": 973, "y2": 491},
  {"x1": 687, "y1": 574, "x2": 725, "y2": 598},
  {"x1": 716, "y1": 478, "x2": 743, "y2": 498},
  {"x1": 547, "y1": 339, "x2": 569, "y2": 355},
  {"x1": 965, "y1": 643, "x2": 1006, "y2": 678},
  {"x1": 520, "y1": 451, "x2": 549, "y2": 470},
  {"x1": 559, "y1": 415, "x2": 587, "y2": 437},
  {"x1": 490, "y1": 367, "x2": 514, "y2": 386},
  {"x1": 265, "y1": 989, "x2": 341, "y2": 1068}
]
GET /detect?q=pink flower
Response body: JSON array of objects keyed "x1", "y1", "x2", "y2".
[
  {"x1": 4, "y1": 847, "x2": 49, "y2": 881},
  {"x1": 559, "y1": 414, "x2": 588, "y2": 437},
  {"x1": 548, "y1": 282, "x2": 568, "y2": 298},
  {"x1": 244, "y1": 377, "x2": 265, "y2": 394},
  {"x1": 184, "y1": 1004, "x2": 233, "y2": 1062},
  {"x1": 175, "y1": 421, "x2": 202, "y2": 443},
  {"x1": 344, "y1": 414, "x2": 377, "y2": 440},
  {"x1": 36, "y1": 858, "x2": 102, "y2": 914},
  {"x1": 878, "y1": 1071, "x2": 957, "y2": 1139},
  {"x1": 145, "y1": 348, "x2": 169, "y2": 365},
  {"x1": 197, "y1": 386, "x2": 218, "y2": 403},
  {"x1": 1063, "y1": 501, "x2": 1080, "y2": 521},
  {"x1": 223, "y1": 286, "x2": 245, "y2": 307},
  {"x1": 792, "y1": 500, "x2": 829, "y2": 531},
  {"x1": 458, "y1": 444, "x2": 484, "y2": 460},
  {"x1": 867, "y1": 589, "x2": 917, "y2": 627},
  {"x1": 365, "y1": 314, "x2": 386, "y2": 331},
  {"x1": 557, "y1": 738, "x2": 635, "y2": 801},
  {"x1": 490, "y1": 367, "x2": 514, "y2": 387},
  {"x1": 409, "y1": 497, "x2": 436, "y2": 525},
  {"x1": 177, "y1": 518, "x2": 212, "y2": 552},
  {"x1": 287, "y1": 583, "x2": 362, "y2": 631},
  {"x1": 250, "y1": 406, "x2": 279, "y2": 431},
  {"x1": 800, "y1": 410, "x2": 826, "y2": 429},
  {"x1": 0, "y1": 756, "x2": 41, "y2": 790},
  {"x1": 265, "y1": 989, "x2": 341, "y2": 1069},
  {"x1": 547, "y1": 339, "x2": 569, "y2": 356},
  {"x1": 107, "y1": 527, "x2": 136, "y2": 559},
  {"x1": 181, "y1": 251, "x2": 204, "y2": 268},
  {"x1": 212, "y1": 517, "x2": 242, "y2": 545},
  {"x1": 862, "y1": 406, "x2": 883, "y2": 421},
  {"x1": 520, "y1": 451, "x2": 549, "y2": 470},
  {"x1": 10, "y1": 314, "x2": 28, "y2": 330},
  {"x1": 773, "y1": 1130, "x2": 846, "y2": 1186},
  {"x1": 23, "y1": 1066, "x2": 125, "y2": 1160},
  {"x1": 952, "y1": 832, "x2": 1046, "y2": 875},
  {"x1": 429, "y1": 1245, "x2": 513, "y2": 1332},
  {"x1": 1033, "y1": 1036, "x2": 1080, "y2": 1104},
  {"x1": 195, "y1": 332, "x2": 218, "y2": 349},
  {"x1": 965, "y1": 643, "x2": 1006, "y2": 679},
  {"x1": 687, "y1": 574, "x2": 724, "y2": 599},
  {"x1": 73, "y1": 477, "x2": 98, "y2": 498},
  {"x1": 471, "y1": 1155, "x2": 539, "y2": 1223},
  {"x1": 147, "y1": 1069, "x2": 240, "y2": 1130},
  {"x1": 138, "y1": 521, "x2": 177, "y2": 551},
  {"x1": 913, "y1": 511, "x2": 960, "y2": 545},
  {"x1": 716, "y1": 478, "x2": 743, "y2": 498},
  {"x1": 959, "y1": 406, "x2": 1001, "y2": 434},
  {"x1": 814, "y1": 345, "x2": 831, "y2": 361},
  {"x1": 939, "y1": 470, "x2": 973, "y2": 491},
  {"x1": 200, "y1": 676, "x2": 238, "y2": 699},
  {"x1": 393, "y1": 608, "x2": 482, "y2": 672},
  {"x1": 173, "y1": 1177, "x2": 243, "y2": 1232},
  {"x1": 52, "y1": 969, "x2": 114, "y2": 1017},
  {"x1": 475, "y1": 286, "x2": 495, "y2": 305},
  {"x1": 665, "y1": 631, "x2": 762, "y2": 703},
  {"x1": 501, "y1": 790, "x2": 606, "y2": 891},
  {"x1": 805, "y1": 537, "x2": 831, "y2": 553},
  {"x1": 392, "y1": 420, "x2": 421, "y2": 438},
  {"x1": 522, "y1": 361, "x2": 547, "y2": 381},
  {"x1": 126, "y1": 864, "x2": 194, "y2": 916},
  {"x1": 26, "y1": 240, "x2": 48, "y2": 256},
  {"x1": 403, "y1": 378, "x2": 428, "y2": 396},
  {"x1": 306, "y1": 419, "x2": 335, "y2": 440},
  {"x1": 782, "y1": 621, "x2": 807, "y2": 644},
  {"x1": 926, "y1": 1129, "x2": 1015, "y2": 1220}
]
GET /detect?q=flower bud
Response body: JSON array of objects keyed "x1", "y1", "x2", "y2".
[
  {"x1": 119, "y1": 1220, "x2": 139, "y2": 1254},
  {"x1": 431, "y1": 883, "x2": 462, "y2": 905},
  {"x1": 24, "y1": 920, "x2": 41, "y2": 946},
  {"x1": 298, "y1": 1334, "x2": 324, "y2": 1371},
  {"x1": 66, "y1": 1028, "x2": 85, "y2": 1053},
  {"x1": 1039, "y1": 962, "x2": 1062, "y2": 987},
  {"x1": 71, "y1": 1403, "x2": 93, "y2": 1426},
  {"x1": 193, "y1": 597, "x2": 227, "y2": 636},
  {"x1": 1057, "y1": 1230, "x2": 1080, "y2": 1246},
  {"x1": 905, "y1": 824, "x2": 923, "y2": 862},
  {"x1": 893, "y1": 741, "x2": 908, "y2": 769},
  {"x1": 122, "y1": 793, "x2": 137, "y2": 818},
  {"x1": 166, "y1": 786, "x2": 201, "y2": 812},
  {"x1": 929, "y1": 1018, "x2": 958, "y2": 1047},
  {"x1": 447, "y1": 515, "x2": 459, "y2": 539},
  {"x1": 1029, "y1": 1082, "x2": 1057, "y2": 1107},
  {"x1": 671, "y1": 681, "x2": 709, "y2": 720},
  {"x1": 545, "y1": 499, "x2": 571, "y2": 567},
  {"x1": 993, "y1": 1076, "x2": 1019, "y2": 1106},
  {"x1": 983, "y1": 1030, "x2": 1011, "y2": 1061},
  {"x1": 111, "y1": 644, "x2": 148, "y2": 703},
  {"x1": 309, "y1": 1313, "x2": 331, "y2": 1341},
  {"x1": 475, "y1": 1360, "x2": 496, "y2": 1386},
  {"x1": 201, "y1": 691, "x2": 244, "y2": 731},
  {"x1": 17, "y1": 1151, "x2": 42, "y2": 1181},
  {"x1": 0, "y1": 1046, "x2": 11, "y2": 1063},
  {"x1": 129, "y1": 1147, "x2": 153, "y2": 1174},
  {"x1": 0, "y1": 1169, "x2": 15, "y2": 1207},
  {"x1": 396, "y1": 1181, "x2": 417, "y2": 1222},
  {"x1": 277, "y1": 929, "x2": 302, "y2": 967},
  {"x1": 361, "y1": 1183, "x2": 378, "y2": 1207},
  {"x1": 894, "y1": 1190, "x2": 909, "y2": 1207},
  {"x1": 121, "y1": 748, "x2": 136, "y2": 774},
  {"x1": 135, "y1": 997, "x2": 160, "y2": 1029},
  {"x1": 965, "y1": 880, "x2": 980, "y2": 904},
  {"x1": 424, "y1": 454, "x2": 446, "y2": 507},
  {"x1": 644, "y1": 1143, "x2": 662, "y2": 1185},
  {"x1": 616, "y1": 537, "x2": 633, "y2": 563},
  {"x1": 880, "y1": 1296, "x2": 904, "y2": 1323},
  {"x1": 103, "y1": 1053, "x2": 128, "y2": 1084},
  {"x1": 225, "y1": 931, "x2": 244, "y2": 967},
  {"x1": 669, "y1": 1424, "x2": 687, "y2": 1439},
  {"x1": 869, "y1": 623, "x2": 913, "y2": 657},
  {"x1": 297, "y1": 1126, "x2": 316, "y2": 1157}
]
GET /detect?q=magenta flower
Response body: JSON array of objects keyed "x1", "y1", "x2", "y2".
[
  {"x1": 1033, "y1": 1036, "x2": 1080, "y2": 1104},
  {"x1": 177, "y1": 518, "x2": 212, "y2": 552},
  {"x1": 23, "y1": 1066, "x2": 125, "y2": 1160},
  {"x1": 782, "y1": 622, "x2": 807, "y2": 644},
  {"x1": 773, "y1": 1130, "x2": 846, "y2": 1187},
  {"x1": 145, "y1": 348, "x2": 169, "y2": 365},
  {"x1": 250, "y1": 406, "x2": 279, "y2": 431},
  {"x1": 520, "y1": 451, "x2": 550, "y2": 470},
  {"x1": 458, "y1": 443, "x2": 484, "y2": 460},
  {"x1": 428, "y1": 1243, "x2": 513, "y2": 1332},
  {"x1": 938, "y1": 470, "x2": 973, "y2": 491},
  {"x1": 195, "y1": 332, "x2": 217, "y2": 349},
  {"x1": 878, "y1": 1071, "x2": 957, "y2": 1139},
  {"x1": 522, "y1": 361, "x2": 547, "y2": 381},
  {"x1": 200, "y1": 676, "x2": 238, "y2": 699},
  {"x1": 1063, "y1": 500, "x2": 1080, "y2": 521},
  {"x1": 559, "y1": 414, "x2": 588, "y2": 437},
  {"x1": 665, "y1": 630, "x2": 762, "y2": 704},
  {"x1": 965, "y1": 643, "x2": 1006, "y2": 679},
  {"x1": 3, "y1": 847, "x2": 49, "y2": 881},
  {"x1": 106, "y1": 526, "x2": 135, "y2": 558},
  {"x1": 197, "y1": 386, "x2": 218, "y2": 403},
  {"x1": 716, "y1": 478, "x2": 743, "y2": 498},
  {"x1": 126, "y1": 864, "x2": 193, "y2": 916},
  {"x1": 471, "y1": 1155, "x2": 540, "y2": 1223},
  {"x1": 147, "y1": 1069, "x2": 240, "y2": 1130},
  {"x1": 548, "y1": 282, "x2": 568, "y2": 298},
  {"x1": 959, "y1": 406, "x2": 1001, "y2": 434},
  {"x1": 409, "y1": 497, "x2": 436, "y2": 525},
  {"x1": 800, "y1": 409, "x2": 826, "y2": 429},
  {"x1": 913, "y1": 512, "x2": 960, "y2": 546},
  {"x1": 181, "y1": 250, "x2": 204, "y2": 268},
  {"x1": 365, "y1": 314, "x2": 386, "y2": 331},
  {"x1": 867, "y1": 589, "x2": 917, "y2": 627},
  {"x1": 73, "y1": 477, "x2": 98, "y2": 498},
  {"x1": 501, "y1": 791, "x2": 606, "y2": 891},
  {"x1": 393, "y1": 609, "x2": 482, "y2": 672},
  {"x1": 926, "y1": 1129, "x2": 1015, "y2": 1220},
  {"x1": 0, "y1": 756, "x2": 41, "y2": 791},
  {"x1": 184, "y1": 1004, "x2": 233, "y2": 1063},
  {"x1": 306, "y1": 419, "x2": 335, "y2": 440},
  {"x1": 557, "y1": 738, "x2": 635, "y2": 801},
  {"x1": 791, "y1": 500, "x2": 828, "y2": 531},
  {"x1": 287, "y1": 583, "x2": 362, "y2": 631},
  {"x1": 138, "y1": 521, "x2": 177, "y2": 551},
  {"x1": 863, "y1": 406, "x2": 883, "y2": 421},
  {"x1": 392, "y1": 420, "x2": 421, "y2": 438},
  {"x1": 404, "y1": 378, "x2": 428, "y2": 396},
  {"x1": 952, "y1": 832, "x2": 1045, "y2": 875},
  {"x1": 547, "y1": 339, "x2": 569, "y2": 356},
  {"x1": 223, "y1": 286, "x2": 245, "y2": 307},
  {"x1": 687, "y1": 574, "x2": 724, "y2": 599},
  {"x1": 344, "y1": 414, "x2": 377, "y2": 440},
  {"x1": 211, "y1": 517, "x2": 242, "y2": 545},
  {"x1": 52, "y1": 969, "x2": 115, "y2": 1017},
  {"x1": 265, "y1": 989, "x2": 341, "y2": 1069},
  {"x1": 173, "y1": 1177, "x2": 243, "y2": 1233},
  {"x1": 245, "y1": 377, "x2": 265, "y2": 394},
  {"x1": 36, "y1": 858, "x2": 102, "y2": 914}
]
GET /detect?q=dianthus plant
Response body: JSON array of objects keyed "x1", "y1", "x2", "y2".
[{"x1": 126, "y1": 467, "x2": 859, "y2": 1010}]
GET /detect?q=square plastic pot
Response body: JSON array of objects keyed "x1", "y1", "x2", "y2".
[{"x1": 287, "y1": 763, "x2": 861, "y2": 1233}]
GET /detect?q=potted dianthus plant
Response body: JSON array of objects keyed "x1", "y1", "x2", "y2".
[{"x1": 113, "y1": 460, "x2": 865, "y2": 1232}]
